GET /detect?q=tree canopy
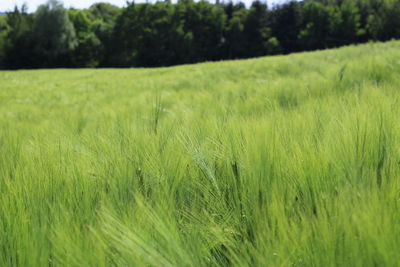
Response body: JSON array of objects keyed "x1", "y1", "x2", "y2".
[{"x1": 0, "y1": 0, "x2": 399, "y2": 69}]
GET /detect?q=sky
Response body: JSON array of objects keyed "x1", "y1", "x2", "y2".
[{"x1": 0, "y1": 0, "x2": 285, "y2": 12}]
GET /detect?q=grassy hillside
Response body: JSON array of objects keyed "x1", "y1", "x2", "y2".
[{"x1": 1, "y1": 41, "x2": 400, "y2": 266}]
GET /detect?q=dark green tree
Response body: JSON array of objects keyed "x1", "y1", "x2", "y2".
[
  {"x1": 222, "y1": 1, "x2": 248, "y2": 59},
  {"x1": 85, "y1": 3, "x2": 120, "y2": 66},
  {"x1": 89, "y1": 2, "x2": 121, "y2": 23},
  {"x1": 0, "y1": 14, "x2": 7, "y2": 67},
  {"x1": 341, "y1": 0, "x2": 363, "y2": 43},
  {"x1": 366, "y1": 0, "x2": 400, "y2": 41},
  {"x1": 179, "y1": 0, "x2": 226, "y2": 62},
  {"x1": 2, "y1": 5, "x2": 35, "y2": 69},
  {"x1": 33, "y1": 0, "x2": 77, "y2": 67},
  {"x1": 271, "y1": 1, "x2": 303, "y2": 53},
  {"x1": 112, "y1": 2, "x2": 191, "y2": 67},
  {"x1": 243, "y1": 1, "x2": 280, "y2": 57},
  {"x1": 298, "y1": 1, "x2": 333, "y2": 50},
  {"x1": 68, "y1": 9, "x2": 102, "y2": 67}
]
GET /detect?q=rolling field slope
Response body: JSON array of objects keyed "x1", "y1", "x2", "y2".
[{"x1": 1, "y1": 41, "x2": 400, "y2": 266}]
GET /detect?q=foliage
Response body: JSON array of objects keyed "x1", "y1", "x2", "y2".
[
  {"x1": 1, "y1": 0, "x2": 400, "y2": 68},
  {"x1": 32, "y1": 0, "x2": 77, "y2": 67},
  {"x1": 2, "y1": 5, "x2": 35, "y2": 69},
  {"x1": 366, "y1": 0, "x2": 400, "y2": 40},
  {"x1": 243, "y1": 1, "x2": 280, "y2": 57},
  {"x1": 271, "y1": 1, "x2": 303, "y2": 53},
  {"x1": 88, "y1": 2, "x2": 121, "y2": 23},
  {"x1": 221, "y1": 2, "x2": 248, "y2": 59},
  {"x1": 111, "y1": 1, "x2": 193, "y2": 67},
  {"x1": 68, "y1": 9, "x2": 102, "y2": 67},
  {"x1": 1, "y1": 41, "x2": 400, "y2": 266},
  {"x1": 0, "y1": 15, "x2": 7, "y2": 66}
]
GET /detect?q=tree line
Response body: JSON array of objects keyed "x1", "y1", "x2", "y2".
[{"x1": 0, "y1": 0, "x2": 399, "y2": 69}]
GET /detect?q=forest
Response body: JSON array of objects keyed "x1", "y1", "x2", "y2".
[{"x1": 0, "y1": 0, "x2": 399, "y2": 69}]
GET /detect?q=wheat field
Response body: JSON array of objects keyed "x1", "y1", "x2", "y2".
[{"x1": 1, "y1": 41, "x2": 400, "y2": 266}]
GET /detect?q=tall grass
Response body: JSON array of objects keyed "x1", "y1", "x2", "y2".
[{"x1": 1, "y1": 41, "x2": 400, "y2": 266}]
